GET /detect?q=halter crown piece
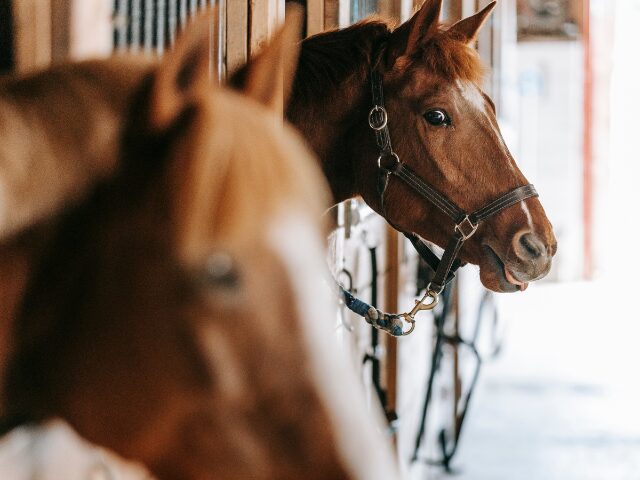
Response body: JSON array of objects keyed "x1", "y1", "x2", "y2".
[{"x1": 339, "y1": 70, "x2": 539, "y2": 337}]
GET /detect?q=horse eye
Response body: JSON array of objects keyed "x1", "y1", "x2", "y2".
[
  {"x1": 202, "y1": 252, "x2": 240, "y2": 289},
  {"x1": 424, "y1": 109, "x2": 450, "y2": 126}
]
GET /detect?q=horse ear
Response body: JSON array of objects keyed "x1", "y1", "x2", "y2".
[
  {"x1": 232, "y1": 6, "x2": 303, "y2": 114},
  {"x1": 388, "y1": 0, "x2": 443, "y2": 59},
  {"x1": 149, "y1": 10, "x2": 219, "y2": 132},
  {"x1": 447, "y1": 1, "x2": 496, "y2": 46}
]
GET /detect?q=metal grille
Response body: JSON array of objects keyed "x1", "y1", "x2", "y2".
[{"x1": 113, "y1": 0, "x2": 225, "y2": 73}]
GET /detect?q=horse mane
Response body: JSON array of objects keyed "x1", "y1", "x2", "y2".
[
  {"x1": 291, "y1": 19, "x2": 485, "y2": 104},
  {"x1": 291, "y1": 20, "x2": 391, "y2": 103}
]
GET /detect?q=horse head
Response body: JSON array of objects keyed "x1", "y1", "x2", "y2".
[{"x1": 359, "y1": 0, "x2": 557, "y2": 292}]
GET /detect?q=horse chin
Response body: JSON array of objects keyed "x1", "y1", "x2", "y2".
[{"x1": 478, "y1": 245, "x2": 524, "y2": 293}]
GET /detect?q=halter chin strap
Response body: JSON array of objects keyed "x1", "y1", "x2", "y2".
[{"x1": 339, "y1": 70, "x2": 538, "y2": 337}]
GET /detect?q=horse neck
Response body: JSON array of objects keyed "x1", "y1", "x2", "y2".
[{"x1": 286, "y1": 22, "x2": 389, "y2": 204}]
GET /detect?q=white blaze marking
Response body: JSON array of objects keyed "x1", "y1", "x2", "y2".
[
  {"x1": 456, "y1": 80, "x2": 487, "y2": 114},
  {"x1": 268, "y1": 212, "x2": 400, "y2": 480},
  {"x1": 521, "y1": 200, "x2": 534, "y2": 231},
  {"x1": 456, "y1": 80, "x2": 519, "y2": 175}
]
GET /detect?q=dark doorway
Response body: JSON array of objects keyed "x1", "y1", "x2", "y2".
[{"x1": 0, "y1": 0, "x2": 14, "y2": 73}]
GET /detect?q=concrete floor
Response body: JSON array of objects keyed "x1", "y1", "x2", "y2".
[{"x1": 425, "y1": 281, "x2": 640, "y2": 480}]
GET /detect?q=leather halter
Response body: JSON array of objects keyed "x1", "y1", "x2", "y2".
[{"x1": 346, "y1": 70, "x2": 538, "y2": 336}]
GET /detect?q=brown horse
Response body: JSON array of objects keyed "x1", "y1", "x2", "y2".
[
  {"x1": 0, "y1": 17, "x2": 399, "y2": 480},
  {"x1": 238, "y1": 0, "x2": 557, "y2": 293}
]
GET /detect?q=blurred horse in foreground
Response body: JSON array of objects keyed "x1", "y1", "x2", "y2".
[{"x1": 0, "y1": 14, "x2": 399, "y2": 480}]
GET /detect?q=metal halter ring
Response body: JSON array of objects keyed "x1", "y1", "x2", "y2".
[
  {"x1": 368, "y1": 105, "x2": 388, "y2": 131},
  {"x1": 370, "y1": 315, "x2": 416, "y2": 337},
  {"x1": 377, "y1": 151, "x2": 400, "y2": 172}
]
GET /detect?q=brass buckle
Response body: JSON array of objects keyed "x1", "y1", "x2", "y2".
[
  {"x1": 454, "y1": 215, "x2": 478, "y2": 241},
  {"x1": 368, "y1": 105, "x2": 388, "y2": 131}
]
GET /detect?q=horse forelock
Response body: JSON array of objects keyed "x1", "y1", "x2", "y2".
[
  {"x1": 413, "y1": 31, "x2": 486, "y2": 86},
  {"x1": 172, "y1": 89, "x2": 329, "y2": 263}
]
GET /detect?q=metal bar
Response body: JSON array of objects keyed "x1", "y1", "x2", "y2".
[
  {"x1": 144, "y1": 0, "x2": 154, "y2": 53},
  {"x1": 131, "y1": 0, "x2": 142, "y2": 51},
  {"x1": 115, "y1": 0, "x2": 128, "y2": 51},
  {"x1": 179, "y1": 0, "x2": 187, "y2": 27},
  {"x1": 168, "y1": 0, "x2": 177, "y2": 45},
  {"x1": 384, "y1": 225, "x2": 399, "y2": 439},
  {"x1": 157, "y1": 0, "x2": 166, "y2": 55}
]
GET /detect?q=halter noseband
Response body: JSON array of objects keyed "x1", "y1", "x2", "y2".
[{"x1": 340, "y1": 70, "x2": 538, "y2": 337}]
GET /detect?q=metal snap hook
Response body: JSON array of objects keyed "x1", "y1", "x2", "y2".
[{"x1": 402, "y1": 289, "x2": 439, "y2": 322}]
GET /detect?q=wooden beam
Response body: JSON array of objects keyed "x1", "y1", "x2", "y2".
[
  {"x1": 250, "y1": 0, "x2": 269, "y2": 53},
  {"x1": 378, "y1": 0, "x2": 402, "y2": 23},
  {"x1": 250, "y1": 0, "x2": 284, "y2": 54},
  {"x1": 476, "y1": 0, "x2": 494, "y2": 76},
  {"x1": 50, "y1": 0, "x2": 70, "y2": 63},
  {"x1": 324, "y1": 0, "x2": 340, "y2": 29},
  {"x1": 444, "y1": 0, "x2": 463, "y2": 23},
  {"x1": 226, "y1": 0, "x2": 248, "y2": 73},
  {"x1": 325, "y1": 0, "x2": 352, "y2": 28},
  {"x1": 306, "y1": 0, "x2": 324, "y2": 36},
  {"x1": 12, "y1": 0, "x2": 52, "y2": 73}
]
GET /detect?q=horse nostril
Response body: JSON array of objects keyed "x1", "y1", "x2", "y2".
[{"x1": 517, "y1": 232, "x2": 545, "y2": 260}]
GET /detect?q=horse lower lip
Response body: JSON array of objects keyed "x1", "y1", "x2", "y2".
[{"x1": 504, "y1": 267, "x2": 528, "y2": 291}]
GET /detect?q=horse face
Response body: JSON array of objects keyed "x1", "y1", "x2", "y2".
[{"x1": 378, "y1": 0, "x2": 557, "y2": 292}]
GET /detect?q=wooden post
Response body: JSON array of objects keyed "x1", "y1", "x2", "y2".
[
  {"x1": 11, "y1": 0, "x2": 52, "y2": 73},
  {"x1": 226, "y1": 0, "x2": 248, "y2": 73},
  {"x1": 476, "y1": 0, "x2": 493, "y2": 83},
  {"x1": 378, "y1": 0, "x2": 403, "y2": 22},
  {"x1": 307, "y1": 0, "x2": 324, "y2": 36},
  {"x1": 324, "y1": 0, "x2": 340, "y2": 29},
  {"x1": 582, "y1": 0, "x2": 593, "y2": 279},
  {"x1": 249, "y1": 0, "x2": 284, "y2": 54},
  {"x1": 444, "y1": 0, "x2": 463, "y2": 23}
]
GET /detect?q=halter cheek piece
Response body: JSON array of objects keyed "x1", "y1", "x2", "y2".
[{"x1": 339, "y1": 71, "x2": 538, "y2": 337}]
